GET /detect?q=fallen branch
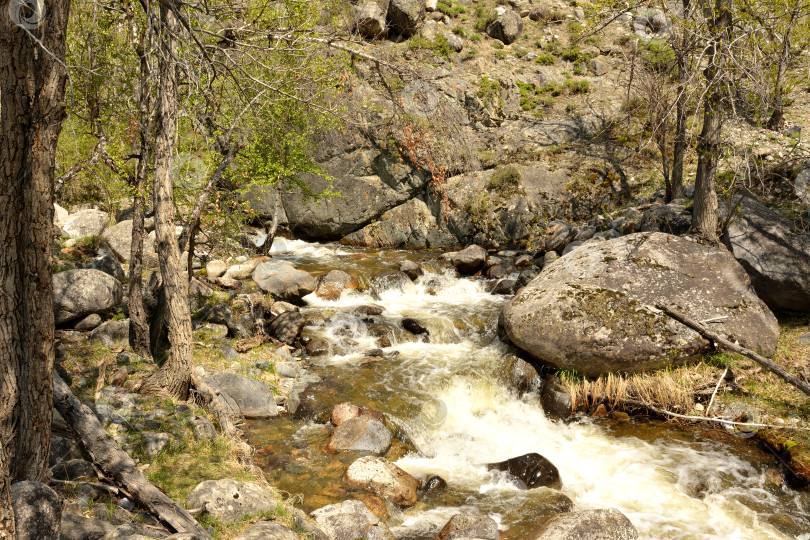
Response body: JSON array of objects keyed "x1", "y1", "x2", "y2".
[
  {"x1": 53, "y1": 374, "x2": 213, "y2": 539},
  {"x1": 656, "y1": 304, "x2": 810, "y2": 397},
  {"x1": 623, "y1": 398, "x2": 810, "y2": 431},
  {"x1": 706, "y1": 367, "x2": 728, "y2": 415},
  {"x1": 190, "y1": 372, "x2": 237, "y2": 437}
]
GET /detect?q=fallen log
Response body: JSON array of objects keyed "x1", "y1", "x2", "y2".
[
  {"x1": 53, "y1": 374, "x2": 213, "y2": 539},
  {"x1": 656, "y1": 304, "x2": 810, "y2": 398}
]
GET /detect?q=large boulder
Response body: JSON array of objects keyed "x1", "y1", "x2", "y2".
[
  {"x1": 638, "y1": 204, "x2": 691, "y2": 235},
  {"x1": 252, "y1": 260, "x2": 316, "y2": 302},
  {"x1": 186, "y1": 480, "x2": 278, "y2": 523},
  {"x1": 204, "y1": 373, "x2": 279, "y2": 419},
  {"x1": 100, "y1": 220, "x2": 156, "y2": 261},
  {"x1": 487, "y1": 10, "x2": 523, "y2": 44},
  {"x1": 328, "y1": 416, "x2": 392, "y2": 455},
  {"x1": 355, "y1": 1, "x2": 388, "y2": 39},
  {"x1": 370, "y1": 270, "x2": 415, "y2": 295},
  {"x1": 53, "y1": 269, "x2": 123, "y2": 325},
  {"x1": 268, "y1": 311, "x2": 306, "y2": 344},
  {"x1": 723, "y1": 196, "x2": 810, "y2": 313},
  {"x1": 12, "y1": 481, "x2": 62, "y2": 540},
  {"x1": 342, "y1": 199, "x2": 458, "y2": 249},
  {"x1": 59, "y1": 208, "x2": 109, "y2": 238},
  {"x1": 500, "y1": 233, "x2": 779, "y2": 376},
  {"x1": 531, "y1": 508, "x2": 638, "y2": 540},
  {"x1": 343, "y1": 456, "x2": 419, "y2": 506},
  {"x1": 387, "y1": 0, "x2": 425, "y2": 37},
  {"x1": 311, "y1": 500, "x2": 395, "y2": 540}
]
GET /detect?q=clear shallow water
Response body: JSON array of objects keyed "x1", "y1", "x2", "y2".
[{"x1": 246, "y1": 238, "x2": 810, "y2": 539}]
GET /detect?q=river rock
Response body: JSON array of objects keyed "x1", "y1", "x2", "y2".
[
  {"x1": 316, "y1": 269, "x2": 360, "y2": 300},
  {"x1": 488, "y1": 452, "x2": 561, "y2": 489},
  {"x1": 451, "y1": 245, "x2": 487, "y2": 274},
  {"x1": 73, "y1": 313, "x2": 102, "y2": 331},
  {"x1": 225, "y1": 259, "x2": 259, "y2": 280},
  {"x1": 638, "y1": 204, "x2": 691, "y2": 235},
  {"x1": 53, "y1": 269, "x2": 123, "y2": 325},
  {"x1": 723, "y1": 196, "x2": 810, "y2": 313},
  {"x1": 253, "y1": 260, "x2": 316, "y2": 302},
  {"x1": 388, "y1": 0, "x2": 425, "y2": 37},
  {"x1": 12, "y1": 481, "x2": 62, "y2": 540},
  {"x1": 311, "y1": 500, "x2": 395, "y2": 540},
  {"x1": 86, "y1": 254, "x2": 126, "y2": 283},
  {"x1": 306, "y1": 338, "x2": 330, "y2": 357},
  {"x1": 201, "y1": 303, "x2": 248, "y2": 340},
  {"x1": 371, "y1": 270, "x2": 416, "y2": 294},
  {"x1": 328, "y1": 416, "x2": 392, "y2": 455},
  {"x1": 500, "y1": 232, "x2": 779, "y2": 376},
  {"x1": 89, "y1": 319, "x2": 130, "y2": 348},
  {"x1": 531, "y1": 508, "x2": 638, "y2": 539},
  {"x1": 235, "y1": 522, "x2": 300, "y2": 540},
  {"x1": 438, "y1": 511, "x2": 500, "y2": 540},
  {"x1": 396, "y1": 261, "x2": 422, "y2": 282},
  {"x1": 355, "y1": 1, "x2": 388, "y2": 39},
  {"x1": 186, "y1": 480, "x2": 278, "y2": 523},
  {"x1": 487, "y1": 9, "x2": 523, "y2": 44},
  {"x1": 402, "y1": 317, "x2": 429, "y2": 335},
  {"x1": 344, "y1": 456, "x2": 419, "y2": 506},
  {"x1": 100, "y1": 220, "x2": 155, "y2": 261},
  {"x1": 60, "y1": 514, "x2": 114, "y2": 540},
  {"x1": 268, "y1": 311, "x2": 306, "y2": 344},
  {"x1": 541, "y1": 374, "x2": 572, "y2": 419},
  {"x1": 59, "y1": 208, "x2": 109, "y2": 238},
  {"x1": 204, "y1": 373, "x2": 278, "y2": 419},
  {"x1": 331, "y1": 402, "x2": 384, "y2": 426},
  {"x1": 206, "y1": 259, "x2": 227, "y2": 279}
]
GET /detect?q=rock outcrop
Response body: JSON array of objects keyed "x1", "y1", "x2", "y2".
[{"x1": 53, "y1": 269, "x2": 123, "y2": 325}]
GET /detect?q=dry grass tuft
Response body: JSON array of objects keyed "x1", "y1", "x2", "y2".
[{"x1": 560, "y1": 363, "x2": 723, "y2": 414}]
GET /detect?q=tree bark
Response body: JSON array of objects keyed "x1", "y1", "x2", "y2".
[
  {"x1": 691, "y1": 0, "x2": 731, "y2": 244},
  {"x1": 53, "y1": 374, "x2": 213, "y2": 538},
  {"x1": 670, "y1": 0, "x2": 692, "y2": 202},
  {"x1": 259, "y1": 187, "x2": 282, "y2": 256},
  {"x1": 129, "y1": 28, "x2": 155, "y2": 358},
  {"x1": 766, "y1": 24, "x2": 792, "y2": 131},
  {"x1": 1, "y1": 0, "x2": 71, "y2": 535},
  {"x1": 141, "y1": 5, "x2": 193, "y2": 399}
]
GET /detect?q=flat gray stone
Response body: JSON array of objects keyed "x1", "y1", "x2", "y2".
[{"x1": 186, "y1": 480, "x2": 278, "y2": 523}]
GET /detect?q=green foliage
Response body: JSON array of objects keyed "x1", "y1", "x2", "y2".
[
  {"x1": 492, "y1": 40, "x2": 504, "y2": 50},
  {"x1": 517, "y1": 81, "x2": 560, "y2": 111},
  {"x1": 514, "y1": 47, "x2": 530, "y2": 58},
  {"x1": 494, "y1": 49, "x2": 508, "y2": 60},
  {"x1": 535, "y1": 52, "x2": 556, "y2": 65},
  {"x1": 474, "y1": 5, "x2": 496, "y2": 32},
  {"x1": 489, "y1": 165, "x2": 521, "y2": 197},
  {"x1": 409, "y1": 34, "x2": 454, "y2": 59},
  {"x1": 452, "y1": 25, "x2": 469, "y2": 38},
  {"x1": 561, "y1": 46, "x2": 581, "y2": 62},
  {"x1": 477, "y1": 77, "x2": 502, "y2": 107},
  {"x1": 437, "y1": 0, "x2": 467, "y2": 17},
  {"x1": 470, "y1": 32, "x2": 483, "y2": 43},
  {"x1": 573, "y1": 60, "x2": 587, "y2": 75},
  {"x1": 640, "y1": 38, "x2": 676, "y2": 74},
  {"x1": 564, "y1": 78, "x2": 591, "y2": 94},
  {"x1": 465, "y1": 191, "x2": 493, "y2": 228}
]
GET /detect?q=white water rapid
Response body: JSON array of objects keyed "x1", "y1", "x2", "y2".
[{"x1": 259, "y1": 238, "x2": 810, "y2": 540}]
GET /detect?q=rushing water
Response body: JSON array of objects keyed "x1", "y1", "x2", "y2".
[{"x1": 245, "y1": 238, "x2": 810, "y2": 540}]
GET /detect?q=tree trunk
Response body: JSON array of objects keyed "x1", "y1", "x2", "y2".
[
  {"x1": 129, "y1": 31, "x2": 155, "y2": 358},
  {"x1": 691, "y1": 0, "x2": 731, "y2": 244},
  {"x1": 766, "y1": 25, "x2": 792, "y2": 132},
  {"x1": 0, "y1": 0, "x2": 71, "y2": 536},
  {"x1": 141, "y1": 5, "x2": 193, "y2": 399},
  {"x1": 260, "y1": 187, "x2": 282, "y2": 256},
  {"x1": 670, "y1": 0, "x2": 692, "y2": 202}
]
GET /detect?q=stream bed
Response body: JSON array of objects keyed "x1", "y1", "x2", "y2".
[{"x1": 245, "y1": 239, "x2": 810, "y2": 540}]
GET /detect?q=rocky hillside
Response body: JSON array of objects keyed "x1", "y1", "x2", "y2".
[{"x1": 243, "y1": 0, "x2": 810, "y2": 250}]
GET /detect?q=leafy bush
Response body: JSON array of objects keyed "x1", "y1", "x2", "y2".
[
  {"x1": 452, "y1": 25, "x2": 468, "y2": 38},
  {"x1": 564, "y1": 78, "x2": 590, "y2": 94},
  {"x1": 470, "y1": 32, "x2": 482, "y2": 43},
  {"x1": 535, "y1": 52, "x2": 556, "y2": 65},
  {"x1": 640, "y1": 38, "x2": 676, "y2": 74},
  {"x1": 517, "y1": 81, "x2": 559, "y2": 111},
  {"x1": 474, "y1": 5, "x2": 496, "y2": 32},
  {"x1": 561, "y1": 47, "x2": 581, "y2": 62},
  {"x1": 477, "y1": 76, "x2": 502, "y2": 107},
  {"x1": 437, "y1": 0, "x2": 467, "y2": 17}
]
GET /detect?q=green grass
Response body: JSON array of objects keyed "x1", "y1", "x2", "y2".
[
  {"x1": 477, "y1": 76, "x2": 502, "y2": 107},
  {"x1": 535, "y1": 52, "x2": 556, "y2": 65},
  {"x1": 489, "y1": 165, "x2": 521, "y2": 197},
  {"x1": 437, "y1": 0, "x2": 467, "y2": 17},
  {"x1": 564, "y1": 78, "x2": 590, "y2": 94}
]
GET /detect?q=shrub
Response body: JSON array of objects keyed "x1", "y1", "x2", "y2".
[
  {"x1": 470, "y1": 32, "x2": 482, "y2": 42},
  {"x1": 452, "y1": 25, "x2": 468, "y2": 38},
  {"x1": 564, "y1": 78, "x2": 590, "y2": 94},
  {"x1": 477, "y1": 76, "x2": 502, "y2": 107},
  {"x1": 535, "y1": 52, "x2": 556, "y2": 65},
  {"x1": 489, "y1": 165, "x2": 521, "y2": 197},
  {"x1": 640, "y1": 38, "x2": 676, "y2": 74},
  {"x1": 561, "y1": 47, "x2": 581, "y2": 62},
  {"x1": 474, "y1": 5, "x2": 496, "y2": 32},
  {"x1": 437, "y1": 0, "x2": 467, "y2": 17}
]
